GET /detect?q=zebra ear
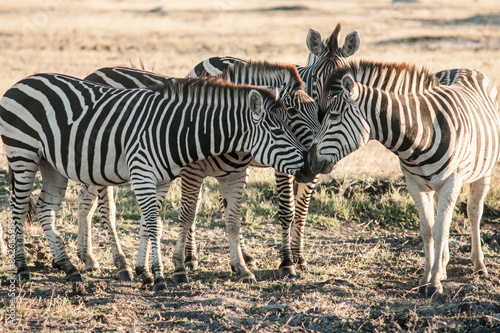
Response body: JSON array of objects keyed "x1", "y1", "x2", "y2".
[
  {"x1": 260, "y1": 86, "x2": 280, "y2": 100},
  {"x1": 306, "y1": 29, "x2": 324, "y2": 56},
  {"x1": 341, "y1": 74, "x2": 359, "y2": 101},
  {"x1": 249, "y1": 89, "x2": 264, "y2": 120},
  {"x1": 342, "y1": 31, "x2": 360, "y2": 57}
]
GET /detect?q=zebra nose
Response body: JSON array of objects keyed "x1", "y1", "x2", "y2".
[
  {"x1": 308, "y1": 142, "x2": 320, "y2": 173},
  {"x1": 295, "y1": 149, "x2": 316, "y2": 183}
]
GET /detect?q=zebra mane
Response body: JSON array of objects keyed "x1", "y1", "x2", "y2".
[
  {"x1": 325, "y1": 60, "x2": 440, "y2": 98},
  {"x1": 224, "y1": 60, "x2": 304, "y2": 92},
  {"x1": 152, "y1": 76, "x2": 280, "y2": 105}
]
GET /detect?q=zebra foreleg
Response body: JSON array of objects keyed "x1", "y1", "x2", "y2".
[
  {"x1": 37, "y1": 162, "x2": 82, "y2": 282},
  {"x1": 467, "y1": 176, "x2": 490, "y2": 277},
  {"x1": 291, "y1": 176, "x2": 319, "y2": 271},
  {"x1": 77, "y1": 184, "x2": 100, "y2": 272},
  {"x1": 218, "y1": 172, "x2": 256, "y2": 283},
  {"x1": 135, "y1": 221, "x2": 153, "y2": 288},
  {"x1": 135, "y1": 181, "x2": 171, "y2": 289},
  {"x1": 427, "y1": 176, "x2": 461, "y2": 297},
  {"x1": 133, "y1": 179, "x2": 169, "y2": 293},
  {"x1": 405, "y1": 176, "x2": 435, "y2": 295},
  {"x1": 175, "y1": 168, "x2": 205, "y2": 275},
  {"x1": 275, "y1": 172, "x2": 297, "y2": 279},
  {"x1": 96, "y1": 186, "x2": 134, "y2": 281}
]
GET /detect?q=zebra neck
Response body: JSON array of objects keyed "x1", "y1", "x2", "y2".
[
  {"x1": 296, "y1": 66, "x2": 313, "y2": 95},
  {"x1": 227, "y1": 67, "x2": 290, "y2": 92}
]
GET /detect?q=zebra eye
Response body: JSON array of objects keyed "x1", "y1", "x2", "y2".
[
  {"x1": 287, "y1": 107, "x2": 299, "y2": 116},
  {"x1": 329, "y1": 111, "x2": 341, "y2": 120},
  {"x1": 271, "y1": 128, "x2": 285, "y2": 136}
]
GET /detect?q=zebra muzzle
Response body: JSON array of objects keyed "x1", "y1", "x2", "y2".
[
  {"x1": 307, "y1": 143, "x2": 334, "y2": 175},
  {"x1": 295, "y1": 150, "x2": 317, "y2": 183}
]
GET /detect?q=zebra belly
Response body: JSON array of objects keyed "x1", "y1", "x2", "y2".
[{"x1": 182, "y1": 152, "x2": 253, "y2": 178}]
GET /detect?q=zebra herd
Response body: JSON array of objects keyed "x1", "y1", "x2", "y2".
[{"x1": 1, "y1": 23, "x2": 498, "y2": 297}]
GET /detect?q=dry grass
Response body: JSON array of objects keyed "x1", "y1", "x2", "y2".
[{"x1": 1, "y1": 0, "x2": 500, "y2": 332}]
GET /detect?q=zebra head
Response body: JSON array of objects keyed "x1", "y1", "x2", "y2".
[
  {"x1": 274, "y1": 89, "x2": 320, "y2": 150},
  {"x1": 246, "y1": 89, "x2": 307, "y2": 177},
  {"x1": 225, "y1": 61, "x2": 321, "y2": 150},
  {"x1": 303, "y1": 24, "x2": 360, "y2": 122},
  {"x1": 308, "y1": 73, "x2": 370, "y2": 175}
]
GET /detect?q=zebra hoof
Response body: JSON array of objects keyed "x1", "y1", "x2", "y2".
[
  {"x1": 244, "y1": 256, "x2": 258, "y2": 270},
  {"x1": 185, "y1": 260, "x2": 198, "y2": 270},
  {"x1": 295, "y1": 258, "x2": 309, "y2": 272},
  {"x1": 172, "y1": 272, "x2": 190, "y2": 284},
  {"x1": 66, "y1": 271, "x2": 84, "y2": 282},
  {"x1": 418, "y1": 285, "x2": 427, "y2": 294},
  {"x1": 82, "y1": 266, "x2": 101, "y2": 273},
  {"x1": 474, "y1": 267, "x2": 489, "y2": 278},
  {"x1": 116, "y1": 269, "x2": 134, "y2": 282},
  {"x1": 239, "y1": 275, "x2": 257, "y2": 284},
  {"x1": 153, "y1": 278, "x2": 168, "y2": 293},
  {"x1": 17, "y1": 271, "x2": 31, "y2": 284},
  {"x1": 426, "y1": 285, "x2": 443, "y2": 298},
  {"x1": 279, "y1": 266, "x2": 297, "y2": 279}
]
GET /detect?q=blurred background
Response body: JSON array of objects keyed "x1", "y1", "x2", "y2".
[{"x1": 1, "y1": 0, "x2": 499, "y2": 176}]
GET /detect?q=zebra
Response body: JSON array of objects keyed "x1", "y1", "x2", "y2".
[
  {"x1": 183, "y1": 23, "x2": 360, "y2": 274},
  {"x1": 0, "y1": 73, "x2": 308, "y2": 292},
  {"x1": 188, "y1": 23, "x2": 360, "y2": 122},
  {"x1": 77, "y1": 61, "x2": 319, "y2": 284},
  {"x1": 306, "y1": 60, "x2": 500, "y2": 296}
]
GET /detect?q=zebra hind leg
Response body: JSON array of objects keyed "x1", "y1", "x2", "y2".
[
  {"x1": 10, "y1": 167, "x2": 37, "y2": 283},
  {"x1": 467, "y1": 176, "x2": 490, "y2": 277},
  {"x1": 77, "y1": 184, "x2": 101, "y2": 272},
  {"x1": 291, "y1": 178, "x2": 319, "y2": 271},
  {"x1": 97, "y1": 186, "x2": 134, "y2": 281},
  {"x1": 38, "y1": 162, "x2": 83, "y2": 282},
  {"x1": 275, "y1": 172, "x2": 297, "y2": 279}
]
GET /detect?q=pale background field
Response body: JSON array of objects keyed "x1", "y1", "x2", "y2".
[
  {"x1": 1, "y1": 1, "x2": 500, "y2": 332},
  {"x1": 2, "y1": 0, "x2": 500, "y2": 178}
]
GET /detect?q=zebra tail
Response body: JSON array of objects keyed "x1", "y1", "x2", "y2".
[{"x1": 7, "y1": 165, "x2": 34, "y2": 226}]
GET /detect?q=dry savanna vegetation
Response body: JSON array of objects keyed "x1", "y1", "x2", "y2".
[{"x1": 1, "y1": 0, "x2": 500, "y2": 332}]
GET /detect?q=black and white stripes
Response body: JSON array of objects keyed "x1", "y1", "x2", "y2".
[
  {"x1": 0, "y1": 74, "x2": 306, "y2": 291},
  {"x1": 308, "y1": 60, "x2": 500, "y2": 296}
]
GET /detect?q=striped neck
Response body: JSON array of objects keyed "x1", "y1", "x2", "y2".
[{"x1": 223, "y1": 61, "x2": 303, "y2": 96}]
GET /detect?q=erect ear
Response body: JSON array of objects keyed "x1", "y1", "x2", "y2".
[
  {"x1": 306, "y1": 28, "x2": 324, "y2": 56},
  {"x1": 341, "y1": 74, "x2": 359, "y2": 101},
  {"x1": 249, "y1": 89, "x2": 264, "y2": 120},
  {"x1": 327, "y1": 24, "x2": 341, "y2": 56},
  {"x1": 260, "y1": 86, "x2": 280, "y2": 100},
  {"x1": 342, "y1": 30, "x2": 360, "y2": 57}
]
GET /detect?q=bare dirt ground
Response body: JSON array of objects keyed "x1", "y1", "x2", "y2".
[{"x1": 1, "y1": 0, "x2": 500, "y2": 332}]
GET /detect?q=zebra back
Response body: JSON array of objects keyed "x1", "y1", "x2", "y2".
[
  {"x1": 85, "y1": 66, "x2": 174, "y2": 88},
  {"x1": 325, "y1": 60, "x2": 441, "y2": 97},
  {"x1": 0, "y1": 73, "x2": 306, "y2": 184}
]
